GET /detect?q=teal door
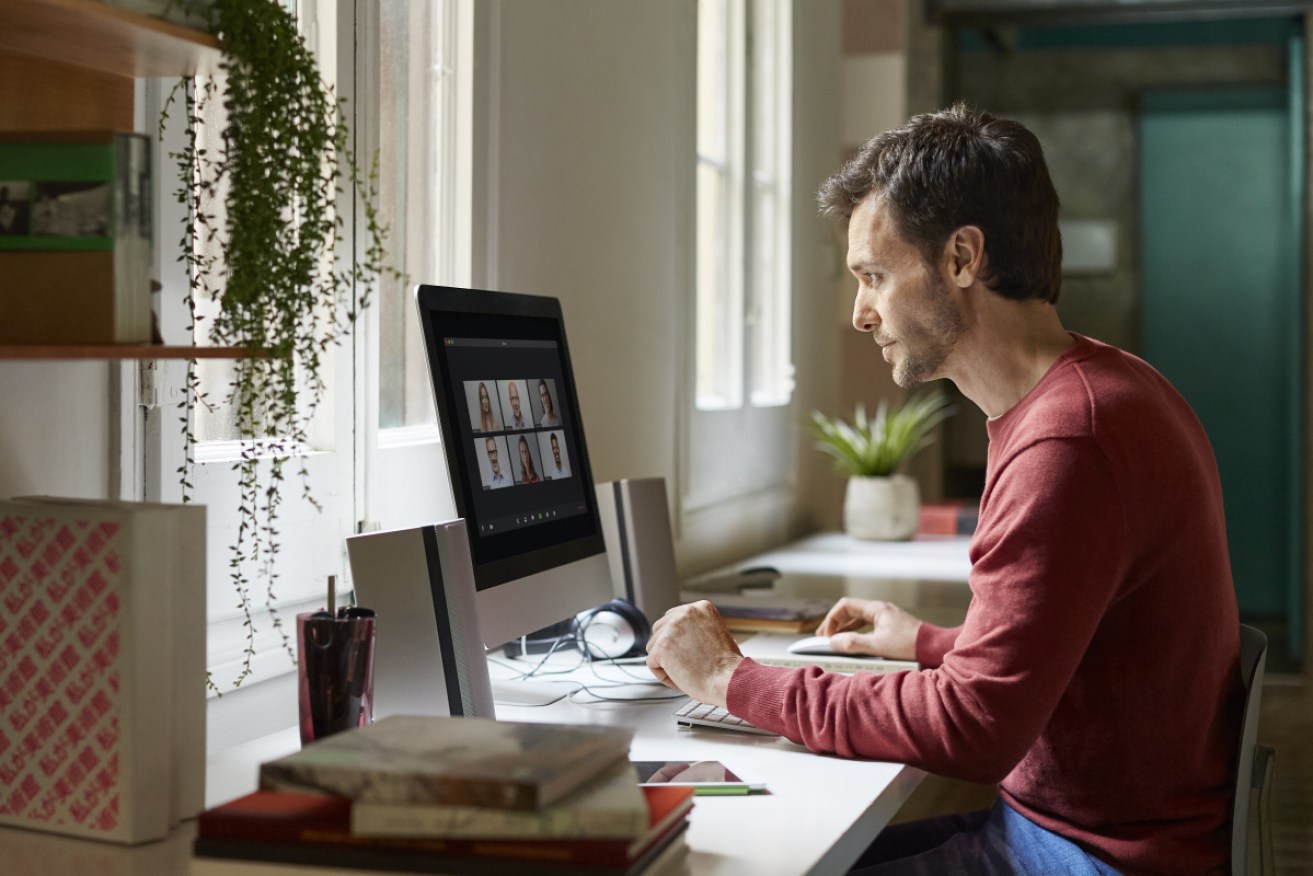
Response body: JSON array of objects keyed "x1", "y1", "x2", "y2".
[{"x1": 1140, "y1": 82, "x2": 1304, "y2": 666}]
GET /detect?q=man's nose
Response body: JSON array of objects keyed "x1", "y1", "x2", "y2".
[{"x1": 853, "y1": 291, "x2": 879, "y2": 333}]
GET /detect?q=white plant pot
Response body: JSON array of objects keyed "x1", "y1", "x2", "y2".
[{"x1": 844, "y1": 474, "x2": 920, "y2": 541}]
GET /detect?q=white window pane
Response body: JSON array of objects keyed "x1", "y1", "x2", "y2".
[
  {"x1": 697, "y1": 0, "x2": 729, "y2": 163},
  {"x1": 747, "y1": 0, "x2": 791, "y2": 407},
  {"x1": 750, "y1": 181, "x2": 792, "y2": 406},
  {"x1": 750, "y1": 0, "x2": 777, "y2": 173},
  {"x1": 696, "y1": 162, "x2": 742, "y2": 409},
  {"x1": 188, "y1": 64, "x2": 336, "y2": 449},
  {"x1": 377, "y1": 0, "x2": 443, "y2": 429},
  {"x1": 187, "y1": 73, "x2": 238, "y2": 442}
]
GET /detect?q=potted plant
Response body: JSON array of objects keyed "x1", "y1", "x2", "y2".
[
  {"x1": 808, "y1": 388, "x2": 954, "y2": 540},
  {"x1": 162, "y1": 0, "x2": 393, "y2": 688}
]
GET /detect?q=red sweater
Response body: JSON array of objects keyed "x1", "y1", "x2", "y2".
[{"x1": 728, "y1": 335, "x2": 1243, "y2": 875}]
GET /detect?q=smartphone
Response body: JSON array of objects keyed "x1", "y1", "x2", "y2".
[{"x1": 631, "y1": 760, "x2": 766, "y2": 794}]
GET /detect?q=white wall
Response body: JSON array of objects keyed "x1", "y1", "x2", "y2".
[
  {"x1": 481, "y1": 0, "x2": 844, "y2": 573},
  {"x1": 0, "y1": 363, "x2": 116, "y2": 499},
  {"x1": 479, "y1": 0, "x2": 688, "y2": 493}
]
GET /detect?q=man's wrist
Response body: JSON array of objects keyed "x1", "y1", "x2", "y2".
[{"x1": 708, "y1": 654, "x2": 745, "y2": 707}]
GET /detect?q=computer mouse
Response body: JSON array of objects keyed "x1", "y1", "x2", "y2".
[{"x1": 787, "y1": 635, "x2": 840, "y2": 656}]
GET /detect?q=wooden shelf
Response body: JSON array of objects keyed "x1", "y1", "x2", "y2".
[
  {"x1": 0, "y1": 0, "x2": 222, "y2": 80},
  {"x1": 0, "y1": 344, "x2": 268, "y2": 360}
]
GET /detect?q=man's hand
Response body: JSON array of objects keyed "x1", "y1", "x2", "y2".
[
  {"x1": 645, "y1": 601, "x2": 743, "y2": 707},
  {"x1": 814, "y1": 597, "x2": 922, "y2": 661}
]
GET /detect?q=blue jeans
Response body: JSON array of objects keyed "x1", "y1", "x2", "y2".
[{"x1": 850, "y1": 801, "x2": 1124, "y2": 875}]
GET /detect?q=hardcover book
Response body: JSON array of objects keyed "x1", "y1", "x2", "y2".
[
  {"x1": 0, "y1": 130, "x2": 152, "y2": 344},
  {"x1": 678, "y1": 591, "x2": 831, "y2": 624},
  {"x1": 190, "y1": 831, "x2": 690, "y2": 876},
  {"x1": 0, "y1": 501, "x2": 181, "y2": 843},
  {"x1": 194, "y1": 782, "x2": 693, "y2": 870},
  {"x1": 350, "y1": 759, "x2": 649, "y2": 839},
  {"x1": 917, "y1": 501, "x2": 979, "y2": 537},
  {"x1": 258, "y1": 715, "x2": 634, "y2": 811}
]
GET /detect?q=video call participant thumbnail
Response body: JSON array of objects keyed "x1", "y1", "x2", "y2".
[
  {"x1": 500, "y1": 379, "x2": 532, "y2": 431},
  {"x1": 513, "y1": 434, "x2": 544, "y2": 485},
  {"x1": 477, "y1": 436, "x2": 511, "y2": 490},
  {"x1": 537, "y1": 430, "x2": 571, "y2": 480},
  {"x1": 466, "y1": 381, "x2": 502, "y2": 433},
  {"x1": 535, "y1": 378, "x2": 561, "y2": 428}
]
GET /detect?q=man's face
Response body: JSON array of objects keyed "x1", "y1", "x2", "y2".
[
  {"x1": 508, "y1": 383, "x2": 521, "y2": 417},
  {"x1": 485, "y1": 439, "x2": 500, "y2": 475},
  {"x1": 551, "y1": 435, "x2": 561, "y2": 466},
  {"x1": 847, "y1": 195, "x2": 964, "y2": 388}
]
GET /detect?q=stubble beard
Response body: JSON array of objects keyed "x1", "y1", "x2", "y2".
[{"x1": 889, "y1": 274, "x2": 964, "y2": 389}]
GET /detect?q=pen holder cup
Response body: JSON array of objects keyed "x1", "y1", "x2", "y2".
[{"x1": 296, "y1": 610, "x2": 376, "y2": 745}]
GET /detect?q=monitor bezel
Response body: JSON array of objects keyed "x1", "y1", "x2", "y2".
[{"x1": 414, "y1": 284, "x2": 608, "y2": 592}]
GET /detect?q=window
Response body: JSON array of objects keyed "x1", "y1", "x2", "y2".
[
  {"x1": 696, "y1": 0, "x2": 793, "y2": 412},
  {"x1": 361, "y1": 0, "x2": 467, "y2": 533},
  {"x1": 376, "y1": 0, "x2": 457, "y2": 432},
  {"x1": 684, "y1": 0, "x2": 794, "y2": 514},
  {"x1": 148, "y1": 0, "x2": 467, "y2": 702}
]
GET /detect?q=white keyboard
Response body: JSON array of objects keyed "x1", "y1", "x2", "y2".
[{"x1": 673, "y1": 700, "x2": 778, "y2": 736}]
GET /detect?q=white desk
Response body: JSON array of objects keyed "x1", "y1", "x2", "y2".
[
  {"x1": 719, "y1": 532, "x2": 971, "y2": 583},
  {"x1": 197, "y1": 661, "x2": 926, "y2": 876},
  {"x1": 491, "y1": 666, "x2": 925, "y2": 876},
  {"x1": 0, "y1": 533, "x2": 971, "y2": 876},
  {"x1": 687, "y1": 532, "x2": 972, "y2": 629}
]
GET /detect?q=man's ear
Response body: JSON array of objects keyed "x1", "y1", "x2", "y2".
[{"x1": 943, "y1": 225, "x2": 986, "y2": 288}]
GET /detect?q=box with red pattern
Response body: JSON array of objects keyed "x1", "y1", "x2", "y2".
[{"x1": 0, "y1": 501, "x2": 200, "y2": 844}]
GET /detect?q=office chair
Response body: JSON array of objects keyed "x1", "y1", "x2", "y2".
[{"x1": 1233, "y1": 624, "x2": 1276, "y2": 876}]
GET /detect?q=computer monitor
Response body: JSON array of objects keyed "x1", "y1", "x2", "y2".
[{"x1": 414, "y1": 284, "x2": 615, "y2": 650}]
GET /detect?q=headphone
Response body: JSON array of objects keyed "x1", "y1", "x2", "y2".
[{"x1": 572, "y1": 598, "x2": 650, "y2": 660}]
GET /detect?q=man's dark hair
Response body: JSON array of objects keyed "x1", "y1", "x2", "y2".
[{"x1": 818, "y1": 103, "x2": 1062, "y2": 304}]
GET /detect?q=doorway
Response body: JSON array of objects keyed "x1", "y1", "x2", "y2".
[{"x1": 1139, "y1": 80, "x2": 1305, "y2": 669}]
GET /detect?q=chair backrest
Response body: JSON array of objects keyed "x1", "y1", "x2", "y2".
[{"x1": 1232, "y1": 624, "x2": 1269, "y2": 875}]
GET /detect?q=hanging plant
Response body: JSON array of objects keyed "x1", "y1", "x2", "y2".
[{"x1": 161, "y1": 0, "x2": 392, "y2": 689}]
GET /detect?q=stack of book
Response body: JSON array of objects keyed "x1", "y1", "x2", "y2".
[
  {"x1": 917, "y1": 501, "x2": 979, "y2": 537},
  {"x1": 192, "y1": 715, "x2": 695, "y2": 875},
  {"x1": 679, "y1": 590, "x2": 832, "y2": 634}
]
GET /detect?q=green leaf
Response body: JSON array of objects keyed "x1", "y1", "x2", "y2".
[{"x1": 807, "y1": 386, "x2": 955, "y2": 477}]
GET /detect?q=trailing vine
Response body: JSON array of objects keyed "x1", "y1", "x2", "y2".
[{"x1": 160, "y1": 0, "x2": 392, "y2": 689}]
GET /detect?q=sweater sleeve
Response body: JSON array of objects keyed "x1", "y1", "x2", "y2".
[
  {"x1": 915, "y1": 623, "x2": 961, "y2": 668},
  {"x1": 725, "y1": 437, "x2": 1130, "y2": 784}
]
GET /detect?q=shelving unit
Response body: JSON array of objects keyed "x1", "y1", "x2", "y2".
[
  {"x1": 0, "y1": 0, "x2": 221, "y2": 79},
  {"x1": 0, "y1": 345, "x2": 267, "y2": 360},
  {"x1": 0, "y1": 0, "x2": 244, "y2": 360}
]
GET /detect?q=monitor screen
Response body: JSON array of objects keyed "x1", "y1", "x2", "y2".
[{"x1": 415, "y1": 284, "x2": 614, "y2": 647}]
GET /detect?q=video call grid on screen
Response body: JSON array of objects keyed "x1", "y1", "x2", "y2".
[{"x1": 435, "y1": 336, "x2": 591, "y2": 545}]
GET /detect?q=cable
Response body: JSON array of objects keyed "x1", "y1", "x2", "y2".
[{"x1": 565, "y1": 684, "x2": 686, "y2": 705}]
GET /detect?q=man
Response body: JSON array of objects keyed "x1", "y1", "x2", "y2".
[
  {"x1": 482, "y1": 437, "x2": 507, "y2": 489},
  {"x1": 547, "y1": 432, "x2": 570, "y2": 479},
  {"x1": 506, "y1": 381, "x2": 529, "y2": 430},
  {"x1": 646, "y1": 105, "x2": 1242, "y2": 875}
]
